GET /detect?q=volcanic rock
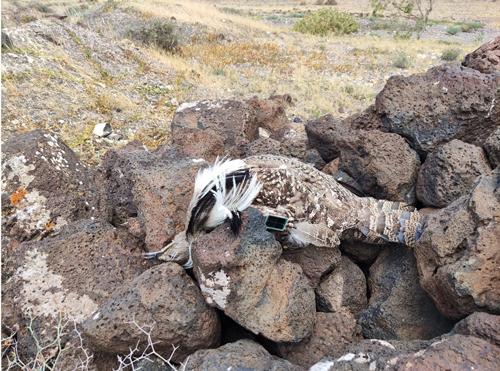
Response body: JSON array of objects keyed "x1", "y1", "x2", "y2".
[
  {"x1": 192, "y1": 208, "x2": 316, "y2": 343},
  {"x1": 462, "y1": 36, "x2": 500, "y2": 74},
  {"x1": 82, "y1": 263, "x2": 220, "y2": 362},
  {"x1": 316, "y1": 256, "x2": 368, "y2": 317},
  {"x1": 1, "y1": 130, "x2": 106, "y2": 241},
  {"x1": 359, "y1": 247, "x2": 453, "y2": 340},
  {"x1": 282, "y1": 245, "x2": 341, "y2": 287},
  {"x1": 277, "y1": 310, "x2": 361, "y2": 367},
  {"x1": 375, "y1": 64, "x2": 499, "y2": 154},
  {"x1": 484, "y1": 126, "x2": 500, "y2": 168},
  {"x1": 186, "y1": 339, "x2": 303, "y2": 371},
  {"x1": 415, "y1": 169, "x2": 500, "y2": 319},
  {"x1": 336, "y1": 129, "x2": 420, "y2": 204},
  {"x1": 100, "y1": 142, "x2": 204, "y2": 252},
  {"x1": 171, "y1": 96, "x2": 290, "y2": 161},
  {"x1": 416, "y1": 139, "x2": 491, "y2": 208}
]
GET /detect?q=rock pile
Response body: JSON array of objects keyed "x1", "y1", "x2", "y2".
[{"x1": 2, "y1": 40, "x2": 499, "y2": 370}]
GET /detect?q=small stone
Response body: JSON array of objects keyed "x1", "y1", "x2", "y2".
[
  {"x1": 92, "y1": 123, "x2": 112, "y2": 137},
  {"x1": 106, "y1": 133, "x2": 123, "y2": 141},
  {"x1": 258, "y1": 127, "x2": 271, "y2": 138}
]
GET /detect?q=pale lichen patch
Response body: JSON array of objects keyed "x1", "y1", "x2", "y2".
[
  {"x1": 16, "y1": 249, "x2": 98, "y2": 322},
  {"x1": 176, "y1": 101, "x2": 198, "y2": 113},
  {"x1": 198, "y1": 268, "x2": 231, "y2": 309},
  {"x1": 2, "y1": 154, "x2": 35, "y2": 186},
  {"x1": 14, "y1": 189, "x2": 52, "y2": 234},
  {"x1": 309, "y1": 360, "x2": 335, "y2": 371},
  {"x1": 370, "y1": 339, "x2": 396, "y2": 350}
]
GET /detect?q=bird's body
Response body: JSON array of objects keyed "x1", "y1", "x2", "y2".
[
  {"x1": 146, "y1": 155, "x2": 423, "y2": 267},
  {"x1": 246, "y1": 155, "x2": 422, "y2": 248}
]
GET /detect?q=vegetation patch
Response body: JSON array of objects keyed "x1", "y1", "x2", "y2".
[
  {"x1": 446, "y1": 25, "x2": 461, "y2": 35},
  {"x1": 392, "y1": 51, "x2": 411, "y2": 69},
  {"x1": 181, "y1": 41, "x2": 287, "y2": 69},
  {"x1": 440, "y1": 48, "x2": 461, "y2": 61},
  {"x1": 458, "y1": 21, "x2": 484, "y2": 32},
  {"x1": 293, "y1": 9, "x2": 359, "y2": 36},
  {"x1": 446, "y1": 21, "x2": 484, "y2": 35},
  {"x1": 128, "y1": 19, "x2": 179, "y2": 52}
]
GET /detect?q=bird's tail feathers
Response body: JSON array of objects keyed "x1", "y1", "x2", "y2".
[{"x1": 359, "y1": 199, "x2": 423, "y2": 247}]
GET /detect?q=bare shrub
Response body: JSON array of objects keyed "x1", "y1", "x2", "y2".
[
  {"x1": 114, "y1": 319, "x2": 189, "y2": 371},
  {"x1": 370, "y1": 0, "x2": 435, "y2": 27},
  {"x1": 1, "y1": 315, "x2": 93, "y2": 370}
]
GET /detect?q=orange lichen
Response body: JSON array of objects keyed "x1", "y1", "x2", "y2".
[
  {"x1": 10, "y1": 187, "x2": 28, "y2": 206},
  {"x1": 45, "y1": 221, "x2": 56, "y2": 231}
]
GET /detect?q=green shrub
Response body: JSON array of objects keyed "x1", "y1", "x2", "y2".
[
  {"x1": 370, "y1": 17, "x2": 413, "y2": 32},
  {"x1": 392, "y1": 52, "x2": 411, "y2": 69},
  {"x1": 128, "y1": 20, "x2": 178, "y2": 52},
  {"x1": 460, "y1": 21, "x2": 484, "y2": 32},
  {"x1": 446, "y1": 25, "x2": 461, "y2": 35},
  {"x1": 293, "y1": 9, "x2": 359, "y2": 36},
  {"x1": 440, "y1": 48, "x2": 460, "y2": 61},
  {"x1": 446, "y1": 21, "x2": 484, "y2": 35},
  {"x1": 394, "y1": 30, "x2": 412, "y2": 40}
]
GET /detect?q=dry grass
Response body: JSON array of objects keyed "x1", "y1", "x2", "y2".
[
  {"x1": 126, "y1": 0, "x2": 484, "y2": 119},
  {"x1": 181, "y1": 41, "x2": 288, "y2": 69},
  {"x1": 126, "y1": 0, "x2": 278, "y2": 35},
  {"x1": 1, "y1": 0, "x2": 496, "y2": 163},
  {"x1": 216, "y1": 0, "x2": 500, "y2": 27},
  {"x1": 146, "y1": 25, "x2": 477, "y2": 118}
]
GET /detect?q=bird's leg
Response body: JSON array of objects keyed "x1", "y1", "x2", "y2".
[{"x1": 182, "y1": 242, "x2": 193, "y2": 269}]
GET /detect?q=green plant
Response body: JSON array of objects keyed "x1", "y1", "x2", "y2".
[
  {"x1": 440, "y1": 48, "x2": 460, "y2": 61},
  {"x1": 293, "y1": 9, "x2": 359, "y2": 36},
  {"x1": 446, "y1": 25, "x2": 461, "y2": 35},
  {"x1": 459, "y1": 21, "x2": 484, "y2": 32},
  {"x1": 446, "y1": 21, "x2": 484, "y2": 35},
  {"x1": 219, "y1": 7, "x2": 245, "y2": 15},
  {"x1": 370, "y1": 0, "x2": 387, "y2": 16},
  {"x1": 128, "y1": 20, "x2": 179, "y2": 52},
  {"x1": 213, "y1": 67, "x2": 225, "y2": 76},
  {"x1": 394, "y1": 30, "x2": 413, "y2": 39},
  {"x1": 34, "y1": 3, "x2": 52, "y2": 13},
  {"x1": 392, "y1": 51, "x2": 411, "y2": 69}
]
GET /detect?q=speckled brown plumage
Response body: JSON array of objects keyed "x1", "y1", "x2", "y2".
[{"x1": 245, "y1": 155, "x2": 422, "y2": 248}]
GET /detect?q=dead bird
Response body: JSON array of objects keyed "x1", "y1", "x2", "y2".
[{"x1": 145, "y1": 155, "x2": 423, "y2": 268}]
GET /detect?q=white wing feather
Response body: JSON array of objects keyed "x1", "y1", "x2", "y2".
[{"x1": 188, "y1": 157, "x2": 261, "y2": 229}]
